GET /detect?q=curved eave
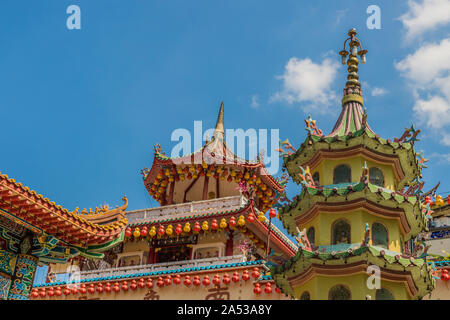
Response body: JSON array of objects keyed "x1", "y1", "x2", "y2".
[
  {"x1": 284, "y1": 129, "x2": 419, "y2": 189},
  {"x1": 144, "y1": 142, "x2": 285, "y2": 194},
  {"x1": 271, "y1": 246, "x2": 434, "y2": 300},
  {"x1": 0, "y1": 172, "x2": 127, "y2": 246},
  {"x1": 278, "y1": 182, "x2": 427, "y2": 241}
]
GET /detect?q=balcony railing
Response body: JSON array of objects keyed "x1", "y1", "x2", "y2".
[
  {"x1": 125, "y1": 195, "x2": 247, "y2": 224},
  {"x1": 43, "y1": 255, "x2": 248, "y2": 284}
]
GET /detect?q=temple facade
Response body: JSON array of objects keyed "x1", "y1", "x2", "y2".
[
  {"x1": 270, "y1": 29, "x2": 435, "y2": 300},
  {"x1": 0, "y1": 173, "x2": 128, "y2": 300},
  {"x1": 30, "y1": 103, "x2": 296, "y2": 300}
]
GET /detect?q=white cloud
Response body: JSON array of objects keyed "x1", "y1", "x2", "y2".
[
  {"x1": 413, "y1": 96, "x2": 450, "y2": 129},
  {"x1": 250, "y1": 95, "x2": 259, "y2": 108},
  {"x1": 395, "y1": 38, "x2": 450, "y2": 85},
  {"x1": 371, "y1": 87, "x2": 388, "y2": 96},
  {"x1": 270, "y1": 57, "x2": 339, "y2": 112},
  {"x1": 399, "y1": 0, "x2": 450, "y2": 40},
  {"x1": 395, "y1": 38, "x2": 450, "y2": 132}
]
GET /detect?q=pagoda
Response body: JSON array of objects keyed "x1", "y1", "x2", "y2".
[
  {"x1": 32, "y1": 102, "x2": 297, "y2": 300},
  {"x1": 271, "y1": 28, "x2": 435, "y2": 300}
]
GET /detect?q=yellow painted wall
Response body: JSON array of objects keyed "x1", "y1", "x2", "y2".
[
  {"x1": 300, "y1": 210, "x2": 403, "y2": 252},
  {"x1": 312, "y1": 156, "x2": 396, "y2": 190},
  {"x1": 293, "y1": 273, "x2": 410, "y2": 300}
]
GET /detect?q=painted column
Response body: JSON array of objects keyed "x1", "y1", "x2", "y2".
[
  {"x1": 7, "y1": 254, "x2": 38, "y2": 300},
  {"x1": 0, "y1": 249, "x2": 16, "y2": 300}
]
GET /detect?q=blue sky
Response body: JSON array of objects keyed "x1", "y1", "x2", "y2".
[{"x1": 1, "y1": 0, "x2": 450, "y2": 230}]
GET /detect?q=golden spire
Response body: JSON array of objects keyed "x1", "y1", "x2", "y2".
[
  {"x1": 213, "y1": 101, "x2": 225, "y2": 140},
  {"x1": 339, "y1": 28, "x2": 367, "y2": 106}
]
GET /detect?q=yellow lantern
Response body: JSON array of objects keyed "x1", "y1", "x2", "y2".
[
  {"x1": 220, "y1": 218, "x2": 227, "y2": 229},
  {"x1": 202, "y1": 162, "x2": 208, "y2": 169},
  {"x1": 177, "y1": 167, "x2": 182, "y2": 174},
  {"x1": 189, "y1": 165, "x2": 196, "y2": 173},
  {"x1": 216, "y1": 167, "x2": 222, "y2": 173},
  {"x1": 230, "y1": 170, "x2": 236, "y2": 177},
  {"x1": 165, "y1": 169, "x2": 170, "y2": 176},
  {"x1": 183, "y1": 222, "x2": 191, "y2": 233},
  {"x1": 244, "y1": 172, "x2": 250, "y2": 180},
  {"x1": 202, "y1": 221, "x2": 209, "y2": 231},
  {"x1": 436, "y1": 195, "x2": 444, "y2": 206},
  {"x1": 238, "y1": 218, "x2": 246, "y2": 227},
  {"x1": 166, "y1": 225, "x2": 173, "y2": 236},
  {"x1": 149, "y1": 226, "x2": 156, "y2": 237},
  {"x1": 133, "y1": 227, "x2": 141, "y2": 238},
  {"x1": 180, "y1": 174, "x2": 185, "y2": 181},
  {"x1": 258, "y1": 213, "x2": 265, "y2": 222}
]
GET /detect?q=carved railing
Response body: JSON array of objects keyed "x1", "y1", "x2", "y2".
[
  {"x1": 125, "y1": 195, "x2": 246, "y2": 224},
  {"x1": 53, "y1": 255, "x2": 248, "y2": 283}
]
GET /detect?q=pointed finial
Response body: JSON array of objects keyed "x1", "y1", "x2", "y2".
[
  {"x1": 339, "y1": 28, "x2": 367, "y2": 106},
  {"x1": 213, "y1": 101, "x2": 225, "y2": 140}
]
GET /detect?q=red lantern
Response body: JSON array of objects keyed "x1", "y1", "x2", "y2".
[
  {"x1": 269, "y1": 208, "x2": 277, "y2": 219},
  {"x1": 158, "y1": 226, "x2": 165, "y2": 236},
  {"x1": 253, "y1": 284, "x2": 262, "y2": 295},
  {"x1": 146, "y1": 279, "x2": 154, "y2": 289},
  {"x1": 242, "y1": 270, "x2": 250, "y2": 281},
  {"x1": 31, "y1": 291, "x2": 39, "y2": 299},
  {"x1": 79, "y1": 285, "x2": 86, "y2": 295},
  {"x1": 157, "y1": 277, "x2": 164, "y2": 287},
  {"x1": 193, "y1": 222, "x2": 201, "y2": 233},
  {"x1": 193, "y1": 276, "x2": 201, "y2": 286},
  {"x1": 232, "y1": 272, "x2": 240, "y2": 283},
  {"x1": 229, "y1": 217, "x2": 236, "y2": 228},
  {"x1": 213, "y1": 275, "x2": 221, "y2": 285},
  {"x1": 441, "y1": 269, "x2": 450, "y2": 281},
  {"x1": 130, "y1": 281, "x2": 138, "y2": 290},
  {"x1": 202, "y1": 276, "x2": 211, "y2": 286},
  {"x1": 175, "y1": 224, "x2": 183, "y2": 235},
  {"x1": 164, "y1": 276, "x2": 172, "y2": 286},
  {"x1": 141, "y1": 227, "x2": 148, "y2": 237},
  {"x1": 251, "y1": 267, "x2": 260, "y2": 279},
  {"x1": 184, "y1": 276, "x2": 192, "y2": 286},
  {"x1": 223, "y1": 274, "x2": 231, "y2": 284},
  {"x1": 211, "y1": 219, "x2": 219, "y2": 230},
  {"x1": 264, "y1": 283, "x2": 273, "y2": 294},
  {"x1": 47, "y1": 288, "x2": 54, "y2": 297},
  {"x1": 138, "y1": 279, "x2": 146, "y2": 288},
  {"x1": 173, "y1": 275, "x2": 181, "y2": 285},
  {"x1": 247, "y1": 213, "x2": 255, "y2": 223},
  {"x1": 113, "y1": 285, "x2": 120, "y2": 293},
  {"x1": 63, "y1": 288, "x2": 71, "y2": 296},
  {"x1": 96, "y1": 284, "x2": 103, "y2": 293},
  {"x1": 125, "y1": 228, "x2": 132, "y2": 237},
  {"x1": 275, "y1": 287, "x2": 281, "y2": 293},
  {"x1": 39, "y1": 290, "x2": 46, "y2": 298},
  {"x1": 104, "y1": 285, "x2": 111, "y2": 293},
  {"x1": 122, "y1": 281, "x2": 129, "y2": 291}
]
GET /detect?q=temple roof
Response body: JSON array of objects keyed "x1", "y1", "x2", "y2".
[
  {"x1": 0, "y1": 171, "x2": 128, "y2": 262},
  {"x1": 143, "y1": 102, "x2": 285, "y2": 208},
  {"x1": 271, "y1": 244, "x2": 435, "y2": 299},
  {"x1": 278, "y1": 181, "x2": 429, "y2": 241}
]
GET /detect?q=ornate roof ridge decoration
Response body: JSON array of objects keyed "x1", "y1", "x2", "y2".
[
  {"x1": 277, "y1": 181, "x2": 430, "y2": 241},
  {"x1": 284, "y1": 126, "x2": 421, "y2": 189},
  {"x1": 0, "y1": 171, "x2": 128, "y2": 247},
  {"x1": 271, "y1": 244, "x2": 435, "y2": 299}
]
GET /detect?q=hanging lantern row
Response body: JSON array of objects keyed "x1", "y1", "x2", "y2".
[
  {"x1": 242, "y1": 227, "x2": 268, "y2": 251},
  {"x1": 253, "y1": 282, "x2": 282, "y2": 295},
  {"x1": 31, "y1": 268, "x2": 265, "y2": 299},
  {"x1": 425, "y1": 195, "x2": 450, "y2": 207},
  {"x1": 148, "y1": 165, "x2": 276, "y2": 210},
  {"x1": 125, "y1": 213, "x2": 259, "y2": 239}
]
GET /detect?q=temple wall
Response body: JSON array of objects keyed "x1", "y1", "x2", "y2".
[
  {"x1": 300, "y1": 210, "x2": 403, "y2": 252},
  {"x1": 312, "y1": 157, "x2": 396, "y2": 190},
  {"x1": 293, "y1": 274, "x2": 409, "y2": 300}
]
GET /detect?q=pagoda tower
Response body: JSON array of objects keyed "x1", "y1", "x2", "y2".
[{"x1": 271, "y1": 28, "x2": 435, "y2": 300}]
